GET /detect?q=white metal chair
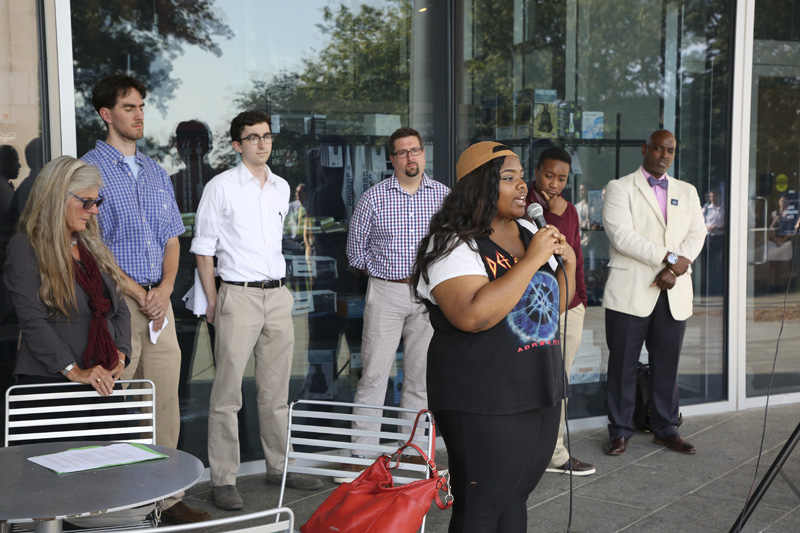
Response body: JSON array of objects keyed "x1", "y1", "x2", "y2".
[
  {"x1": 128, "y1": 507, "x2": 294, "y2": 533},
  {"x1": 278, "y1": 399, "x2": 437, "y2": 532},
  {"x1": 4, "y1": 380, "x2": 158, "y2": 532},
  {"x1": 4, "y1": 379, "x2": 156, "y2": 446}
]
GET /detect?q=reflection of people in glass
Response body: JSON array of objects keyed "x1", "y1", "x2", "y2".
[
  {"x1": 703, "y1": 189, "x2": 724, "y2": 235},
  {"x1": 10, "y1": 138, "x2": 44, "y2": 227},
  {"x1": 0, "y1": 145, "x2": 20, "y2": 222},
  {"x1": 304, "y1": 141, "x2": 348, "y2": 288},
  {"x1": 412, "y1": 142, "x2": 575, "y2": 531},
  {"x1": 576, "y1": 183, "x2": 589, "y2": 230},
  {"x1": 0, "y1": 145, "x2": 20, "y2": 328},
  {"x1": 5, "y1": 156, "x2": 129, "y2": 393},
  {"x1": 766, "y1": 193, "x2": 799, "y2": 266},
  {"x1": 192, "y1": 111, "x2": 323, "y2": 511},
  {"x1": 307, "y1": 142, "x2": 346, "y2": 223},
  {"x1": 307, "y1": 364, "x2": 329, "y2": 395},
  {"x1": 702, "y1": 189, "x2": 725, "y2": 295},
  {"x1": 285, "y1": 183, "x2": 307, "y2": 241},
  {"x1": 588, "y1": 187, "x2": 605, "y2": 230},
  {"x1": 769, "y1": 193, "x2": 798, "y2": 244},
  {"x1": 171, "y1": 120, "x2": 215, "y2": 213}
]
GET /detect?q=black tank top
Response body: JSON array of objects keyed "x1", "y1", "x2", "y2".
[{"x1": 425, "y1": 222, "x2": 568, "y2": 414}]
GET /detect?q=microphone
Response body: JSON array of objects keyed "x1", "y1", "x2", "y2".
[{"x1": 527, "y1": 202, "x2": 565, "y2": 270}]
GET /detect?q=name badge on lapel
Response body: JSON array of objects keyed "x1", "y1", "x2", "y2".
[{"x1": 671, "y1": 199, "x2": 679, "y2": 206}]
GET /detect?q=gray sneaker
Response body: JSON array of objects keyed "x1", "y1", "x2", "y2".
[
  {"x1": 265, "y1": 472, "x2": 323, "y2": 491},
  {"x1": 212, "y1": 485, "x2": 244, "y2": 510}
]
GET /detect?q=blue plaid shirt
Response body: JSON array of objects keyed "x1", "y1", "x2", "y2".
[
  {"x1": 82, "y1": 141, "x2": 185, "y2": 285},
  {"x1": 346, "y1": 173, "x2": 450, "y2": 280}
]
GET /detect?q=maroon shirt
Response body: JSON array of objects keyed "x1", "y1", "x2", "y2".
[{"x1": 525, "y1": 189, "x2": 588, "y2": 310}]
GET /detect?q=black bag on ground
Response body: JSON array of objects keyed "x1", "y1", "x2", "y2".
[
  {"x1": 633, "y1": 363, "x2": 653, "y2": 431},
  {"x1": 633, "y1": 362, "x2": 682, "y2": 432}
]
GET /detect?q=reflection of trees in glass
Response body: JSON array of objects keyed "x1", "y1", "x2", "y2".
[
  {"x1": 680, "y1": 0, "x2": 734, "y2": 189},
  {"x1": 227, "y1": 1, "x2": 413, "y2": 181},
  {"x1": 234, "y1": 1, "x2": 411, "y2": 129},
  {"x1": 71, "y1": 0, "x2": 233, "y2": 156},
  {"x1": 465, "y1": 1, "x2": 566, "y2": 100},
  {"x1": 754, "y1": 0, "x2": 800, "y2": 42}
]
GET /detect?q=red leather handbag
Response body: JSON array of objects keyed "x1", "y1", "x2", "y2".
[{"x1": 300, "y1": 409, "x2": 453, "y2": 533}]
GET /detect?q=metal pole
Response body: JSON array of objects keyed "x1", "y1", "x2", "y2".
[{"x1": 729, "y1": 420, "x2": 800, "y2": 532}]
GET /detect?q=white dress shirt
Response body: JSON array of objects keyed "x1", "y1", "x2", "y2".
[{"x1": 191, "y1": 162, "x2": 290, "y2": 281}]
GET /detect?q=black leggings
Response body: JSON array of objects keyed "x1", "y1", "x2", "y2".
[{"x1": 435, "y1": 405, "x2": 560, "y2": 533}]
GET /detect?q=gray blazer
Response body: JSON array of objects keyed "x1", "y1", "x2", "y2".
[{"x1": 4, "y1": 232, "x2": 132, "y2": 379}]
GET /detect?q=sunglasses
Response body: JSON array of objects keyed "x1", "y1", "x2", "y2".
[{"x1": 71, "y1": 193, "x2": 104, "y2": 210}]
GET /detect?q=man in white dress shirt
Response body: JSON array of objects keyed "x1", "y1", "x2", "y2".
[{"x1": 191, "y1": 110, "x2": 321, "y2": 511}]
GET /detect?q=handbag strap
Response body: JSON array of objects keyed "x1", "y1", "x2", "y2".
[
  {"x1": 389, "y1": 410, "x2": 454, "y2": 510},
  {"x1": 395, "y1": 409, "x2": 436, "y2": 470}
]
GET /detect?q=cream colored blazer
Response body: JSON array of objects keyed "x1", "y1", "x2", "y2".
[{"x1": 601, "y1": 168, "x2": 707, "y2": 320}]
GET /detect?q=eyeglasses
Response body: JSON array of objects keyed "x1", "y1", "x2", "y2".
[
  {"x1": 239, "y1": 133, "x2": 275, "y2": 145},
  {"x1": 71, "y1": 193, "x2": 104, "y2": 210},
  {"x1": 391, "y1": 147, "x2": 423, "y2": 159}
]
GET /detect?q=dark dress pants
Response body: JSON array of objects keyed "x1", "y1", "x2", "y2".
[{"x1": 605, "y1": 291, "x2": 686, "y2": 439}]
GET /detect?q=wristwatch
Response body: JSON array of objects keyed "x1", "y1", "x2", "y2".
[
  {"x1": 60, "y1": 362, "x2": 76, "y2": 377},
  {"x1": 666, "y1": 252, "x2": 678, "y2": 265}
]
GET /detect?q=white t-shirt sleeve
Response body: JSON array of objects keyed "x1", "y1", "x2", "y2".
[
  {"x1": 416, "y1": 240, "x2": 487, "y2": 305},
  {"x1": 517, "y1": 218, "x2": 560, "y2": 271}
]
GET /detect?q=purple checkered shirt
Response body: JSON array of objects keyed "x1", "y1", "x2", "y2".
[
  {"x1": 82, "y1": 140, "x2": 185, "y2": 285},
  {"x1": 346, "y1": 173, "x2": 450, "y2": 279}
]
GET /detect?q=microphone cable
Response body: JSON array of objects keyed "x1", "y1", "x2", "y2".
[
  {"x1": 734, "y1": 221, "x2": 799, "y2": 533},
  {"x1": 561, "y1": 269, "x2": 573, "y2": 533}
]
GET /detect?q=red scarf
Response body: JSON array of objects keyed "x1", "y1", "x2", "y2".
[{"x1": 72, "y1": 238, "x2": 117, "y2": 371}]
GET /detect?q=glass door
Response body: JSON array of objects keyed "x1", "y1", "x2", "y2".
[{"x1": 745, "y1": 1, "x2": 800, "y2": 397}]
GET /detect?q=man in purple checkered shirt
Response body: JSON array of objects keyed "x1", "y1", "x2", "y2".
[
  {"x1": 81, "y1": 74, "x2": 210, "y2": 524},
  {"x1": 337, "y1": 128, "x2": 449, "y2": 480}
]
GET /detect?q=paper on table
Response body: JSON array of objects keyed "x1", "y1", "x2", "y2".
[
  {"x1": 28, "y1": 443, "x2": 168, "y2": 474},
  {"x1": 148, "y1": 316, "x2": 169, "y2": 344}
]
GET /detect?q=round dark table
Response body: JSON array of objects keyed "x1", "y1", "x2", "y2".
[{"x1": 0, "y1": 441, "x2": 203, "y2": 533}]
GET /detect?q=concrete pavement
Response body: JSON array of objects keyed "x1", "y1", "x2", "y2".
[{"x1": 180, "y1": 403, "x2": 800, "y2": 532}]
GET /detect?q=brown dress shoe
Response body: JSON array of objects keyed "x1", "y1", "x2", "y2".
[
  {"x1": 161, "y1": 501, "x2": 212, "y2": 524},
  {"x1": 653, "y1": 434, "x2": 697, "y2": 454},
  {"x1": 604, "y1": 436, "x2": 628, "y2": 455}
]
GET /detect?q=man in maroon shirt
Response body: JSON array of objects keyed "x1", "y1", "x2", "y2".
[{"x1": 525, "y1": 147, "x2": 595, "y2": 476}]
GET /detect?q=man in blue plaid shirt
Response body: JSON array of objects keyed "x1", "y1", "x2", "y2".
[{"x1": 81, "y1": 74, "x2": 210, "y2": 524}]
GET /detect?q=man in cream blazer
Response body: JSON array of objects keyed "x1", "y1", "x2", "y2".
[{"x1": 601, "y1": 130, "x2": 707, "y2": 456}]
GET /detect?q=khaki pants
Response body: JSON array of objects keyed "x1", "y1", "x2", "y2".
[
  {"x1": 122, "y1": 294, "x2": 182, "y2": 506},
  {"x1": 207, "y1": 283, "x2": 295, "y2": 486},
  {"x1": 352, "y1": 278, "x2": 433, "y2": 455},
  {"x1": 550, "y1": 303, "x2": 586, "y2": 468}
]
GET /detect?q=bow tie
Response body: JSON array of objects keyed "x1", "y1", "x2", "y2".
[{"x1": 647, "y1": 176, "x2": 668, "y2": 189}]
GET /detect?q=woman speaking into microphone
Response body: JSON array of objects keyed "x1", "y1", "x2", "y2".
[{"x1": 411, "y1": 142, "x2": 576, "y2": 532}]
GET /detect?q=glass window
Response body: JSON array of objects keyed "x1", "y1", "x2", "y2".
[
  {"x1": 62, "y1": 0, "x2": 741, "y2": 466},
  {"x1": 69, "y1": 0, "x2": 448, "y2": 463},
  {"x1": 455, "y1": 0, "x2": 734, "y2": 417},
  {"x1": 0, "y1": 0, "x2": 48, "y2": 421},
  {"x1": 746, "y1": 0, "x2": 800, "y2": 397}
]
